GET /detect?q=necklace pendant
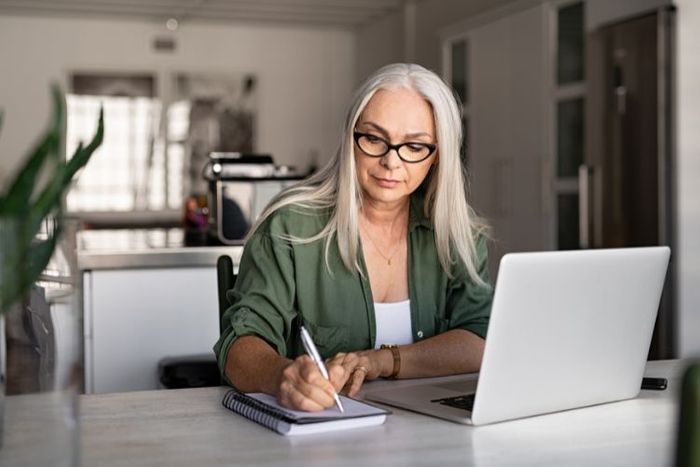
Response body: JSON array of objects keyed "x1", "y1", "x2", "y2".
[{"x1": 387, "y1": 258, "x2": 391, "y2": 266}]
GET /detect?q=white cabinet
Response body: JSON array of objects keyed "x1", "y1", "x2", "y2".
[
  {"x1": 83, "y1": 267, "x2": 219, "y2": 393},
  {"x1": 444, "y1": 3, "x2": 553, "y2": 274}
]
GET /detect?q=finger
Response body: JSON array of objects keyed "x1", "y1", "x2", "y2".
[
  {"x1": 298, "y1": 359, "x2": 338, "y2": 395},
  {"x1": 279, "y1": 359, "x2": 336, "y2": 408},
  {"x1": 282, "y1": 386, "x2": 329, "y2": 412},
  {"x1": 279, "y1": 357, "x2": 317, "y2": 387},
  {"x1": 294, "y1": 362, "x2": 338, "y2": 398},
  {"x1": 327, "y1": 362, "x2": 350, "y2": 392},
  {"x1": 334, "y1": 353, "x2": 360, "y2": 376},
  {"x1": 297, "y1": 379, "x2": 338, "y2": 408},
  {"x1": 296, "y1": 354, "x2": 316, "y2": 370},
  {"x1": 347, "y1": 367, "x2": 368, "y2": 397},
  {"x1": 279, "y1": 374, "x2": 336, "y2": 412},
  {"x1": 325, "y1": 353, "x2": 349, "y2": 369}
]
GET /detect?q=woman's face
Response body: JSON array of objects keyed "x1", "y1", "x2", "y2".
[{"x1": 354, "y1": 87, "x2": 437, "y2": 208}]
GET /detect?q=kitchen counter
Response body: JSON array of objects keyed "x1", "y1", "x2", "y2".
[
  {"x1": 79, "y1": 245, "x2": 245, "y2": 270},
  {"x1": 76, "y1": 228, "x2": 244, "y2": 270},
  {"x1": 76, "y1": 228, "x2": 245, "y2": 393}
]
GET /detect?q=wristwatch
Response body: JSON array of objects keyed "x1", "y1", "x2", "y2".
[{"x1": 380, "y1": 344, "x2": 401, "y2": 379}]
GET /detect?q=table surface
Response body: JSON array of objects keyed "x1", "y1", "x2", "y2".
[{"x1": 2, "y1": 360, "x2": 686, "y2": 467}]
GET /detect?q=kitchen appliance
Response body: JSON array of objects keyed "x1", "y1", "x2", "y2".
[{"x1": 204, "y1": 152, "x2": 303, "y2": 245}]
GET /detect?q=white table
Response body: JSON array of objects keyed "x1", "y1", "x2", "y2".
[{"x1": 1, "y1": 360, "x2": 686, "y2": 466}]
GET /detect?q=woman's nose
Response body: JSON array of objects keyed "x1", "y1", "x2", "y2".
[{"x1": 380, "y1": 148, "x2": 402, "y2": 170}]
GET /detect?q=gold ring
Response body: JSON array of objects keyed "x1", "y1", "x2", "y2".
[{"x1": 354, "y1": 366, "x2": 369, "y2": 374}]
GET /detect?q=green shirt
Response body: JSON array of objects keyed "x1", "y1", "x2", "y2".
[{"x1": 214, "y1": 193, "x2": 493, "y2": 374}]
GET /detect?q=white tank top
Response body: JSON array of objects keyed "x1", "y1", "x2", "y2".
[{"x1": 373, "y1": 299, "x2": 413, "y2": 349}]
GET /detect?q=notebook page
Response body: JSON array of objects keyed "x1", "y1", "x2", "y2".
[{"x1": 245, "y1": 393, "x2": 387, "y2": 421}]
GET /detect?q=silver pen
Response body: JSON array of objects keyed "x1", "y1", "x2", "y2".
[{"x1": 299, "y1": 325, "x2": 345, "y2": 413}]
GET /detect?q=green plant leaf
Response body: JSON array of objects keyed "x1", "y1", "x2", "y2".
[
  {"x1": 0, "y1": 86, "x2": 65, "y2": 217},
  {"x1": 0, "y1": 86, "x2": 103, "y2": 316},
  {"x1": 0, "y1": 111, "x2": 4, "y2": 206},
  {"x1": 27, "y1": 227, "x2": 61, "y2": 279},
  {"x1": 0, "y1": 218, "x2": 22, "y2": 312},
  {"x1": 26, "y1": 142, "x2": 82, "y2": 237},
  {"x1": 0, "y1": 133, "x2": 59, "y2": 216},
  {"x1": 64, "y1": 106, "x2": 103, "y2": 180},
  {"x1": 0, "y1": 225, "x2": 60, "y2": 313},
  {"x1": 29, "y1": 106, "x2": 103, "y2": 235}
]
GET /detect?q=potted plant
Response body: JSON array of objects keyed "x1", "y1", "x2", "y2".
[
  {"x1": 0, "y1": 86, "x2": 103, "y2": 461},
  {"x1": 0, "y1": 86, "x2": 103, "y2": 313}
]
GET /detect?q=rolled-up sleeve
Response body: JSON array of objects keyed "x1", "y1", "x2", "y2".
[
  {"x1": 445, "y1": 235, "x2": 493, "y2": 339},
  {"x1": 213, "y1": 223, "x2": 297, "y2": 378}
]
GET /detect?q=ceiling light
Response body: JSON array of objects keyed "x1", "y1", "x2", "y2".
[{"x1": 166, "y1": 18, "x2": 179, "y2": 31}]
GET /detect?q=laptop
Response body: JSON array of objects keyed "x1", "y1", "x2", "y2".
[{"x1": 364, "y1": 247, "x2": 671, "y2": 426}]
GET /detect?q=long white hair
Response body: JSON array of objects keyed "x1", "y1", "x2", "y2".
[{"x1": 252, "y1": 63, "x2": 489, "y2": 286}]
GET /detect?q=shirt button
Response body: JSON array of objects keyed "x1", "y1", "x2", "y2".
[{"x1": 417, "y1": 330, "x2": 424, "y2": 339}]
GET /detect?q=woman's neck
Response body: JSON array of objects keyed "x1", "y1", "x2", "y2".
[{"x1": 359, "y1": 198, "x2": 410, "y2": 234}]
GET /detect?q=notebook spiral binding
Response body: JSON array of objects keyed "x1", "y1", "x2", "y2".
[{"x1": 222, "y1": 389, "x2": 291, "y2": 433}]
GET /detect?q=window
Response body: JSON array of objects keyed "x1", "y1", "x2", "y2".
[
  {"x1": 447, "y1": 38, "x2": 470, "y2": 166},
  {"x1": 552, "y1": 1, "x2": 585, "y2": 250},
  {"x1": 66, "y1": 94, "x2": 172, "y2": 211},
  {"x1": 65, "y1": 73, "x2": 185, "y2": 213},
  {"x1": 557, "y1": 2, "x2": 585, "y2": 84},
  {"x1": 556, "y1": 97, "x2": 584, "y2": 178},
  {"x1": 65, "y1": 72, "x2": 256, "y2": 218}
]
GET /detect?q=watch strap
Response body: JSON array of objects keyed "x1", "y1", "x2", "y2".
[{"x1": 380, "y1": 344, "x2": 401, "y2": 379}]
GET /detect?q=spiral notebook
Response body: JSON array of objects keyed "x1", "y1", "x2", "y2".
[{"x1": 222, "y1": 389, "x2": 390, "y2": 436}]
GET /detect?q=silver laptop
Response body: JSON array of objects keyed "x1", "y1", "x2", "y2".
[{"x1": 365, "y1": 247, "x2": 671, "y2": 426}]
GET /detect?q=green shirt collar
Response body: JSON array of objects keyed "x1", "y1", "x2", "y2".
[{"x1": 409, "y1": 188, "x2": 433, "y2": 232}]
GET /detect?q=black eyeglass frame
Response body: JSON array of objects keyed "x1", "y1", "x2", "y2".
[{"x1": 353, "y1": 131, "x2": 437, "y2": 164}]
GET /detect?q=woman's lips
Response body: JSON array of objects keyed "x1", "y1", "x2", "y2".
[{"x1": 374, "y1": 176, "x2": 401, "y2": 188}]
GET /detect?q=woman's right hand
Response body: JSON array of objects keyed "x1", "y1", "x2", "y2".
[{"x1": 274, "y1": 355, "x2": 344, "y2": 412}]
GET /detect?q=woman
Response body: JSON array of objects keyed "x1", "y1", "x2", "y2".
[{"x1": 214, "y1": 63, "x2": 493, "y2": 412}]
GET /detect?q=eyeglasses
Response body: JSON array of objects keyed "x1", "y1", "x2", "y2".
[{"x1": 353, "y1": 132, "x2": 436, "y2": 163}]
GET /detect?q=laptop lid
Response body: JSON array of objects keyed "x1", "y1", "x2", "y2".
[{"x1": 365, "y1": 247, "x2": 671, "y2": 426}]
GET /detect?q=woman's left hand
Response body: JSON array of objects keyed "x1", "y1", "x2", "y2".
[{"x1": 325, "y1": 350, "x2": 386, "y2": 397}]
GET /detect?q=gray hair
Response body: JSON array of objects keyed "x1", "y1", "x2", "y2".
[{"x1": 251, "y1": 63, "x2": 489, "y2": 286}]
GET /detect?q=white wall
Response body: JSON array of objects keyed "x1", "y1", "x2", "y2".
[
  {"x1": 355, "y1": 10, "x2": 404, "y2": 82},
  {"x1": 0, "y1": 15, "x2": 356, "y2": 189},
  {"x1": 354, "y1": 0, "x2": 518, "y2": 78},
  {"x1": 413, "y1": 0, "x2": 520, "y2": 73},
  {"x1": 675, "y1": 0, "x2": 700, "y2": 357}
]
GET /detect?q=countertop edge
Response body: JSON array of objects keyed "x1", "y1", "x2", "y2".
[{"x1": 78, "y1": 246, "x2": 245, "y2": 271}]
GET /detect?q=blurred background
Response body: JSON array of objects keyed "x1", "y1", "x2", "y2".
[{"x1": 0, "y1": 0, "x2": 698, "y2": 394}]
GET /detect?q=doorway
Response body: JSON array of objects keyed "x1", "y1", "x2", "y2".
[{"x1": 585, "y1": 8, "x2": 675, "y2": 359}]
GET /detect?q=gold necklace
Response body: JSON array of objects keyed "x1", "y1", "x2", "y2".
[{"x1": 360, "y1": 222, "x2": 404, "y2": 266}]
